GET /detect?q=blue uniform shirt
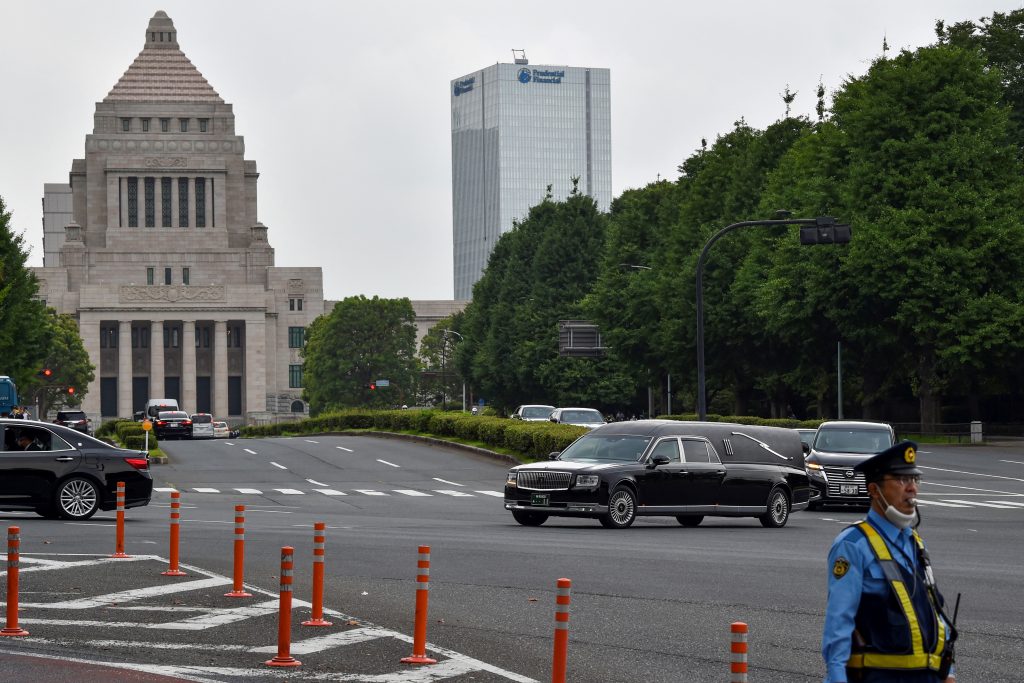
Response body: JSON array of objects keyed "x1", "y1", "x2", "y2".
[{"x1": 821, "y1": 509, "x2": 952, "y2": 683}]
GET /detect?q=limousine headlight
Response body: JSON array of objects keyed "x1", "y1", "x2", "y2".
[
  {"x1": 506, "y1": 472, "x2": 518, "y2": 487},
  {"x1": 574, "y1": 474, "x2": 600, "y2": 488}
]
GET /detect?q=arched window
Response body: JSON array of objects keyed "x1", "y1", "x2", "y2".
[{"x1": 290, "y1": 400, "x2": 305, "y2": 413}]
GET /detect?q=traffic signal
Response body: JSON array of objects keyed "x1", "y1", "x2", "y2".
[
  {"x1": 369, "y1": 383, "x2": 376, "y2": 391},
  {"x1": 799, "y1": 218, "x2": 851, "y2": 245},
  {"x1": 39, "y1": 368, "x2": 54, "y2": 380},
  {"x1": 67, "y1": 387, "x2": 75, "y2": 395}
]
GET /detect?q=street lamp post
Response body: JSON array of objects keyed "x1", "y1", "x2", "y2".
[
  {"x1": 696, "y1": 216, "x2": 849, "y2": 421},
  {"x1": 442, "y1": 329, "x2": 466, "y2": 412}
]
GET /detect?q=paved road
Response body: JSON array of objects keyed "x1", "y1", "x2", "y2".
[{"x1": 2, "y1": 436, "x2": 1022, "y2": 681}]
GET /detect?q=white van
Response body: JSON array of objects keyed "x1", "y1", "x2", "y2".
[{"x1": 144, "y1": 398, "x2": 180, "y2": 420}]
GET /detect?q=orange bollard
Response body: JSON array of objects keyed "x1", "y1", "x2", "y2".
[
  {"x1": 302, "y1": 521, "x2": 332, "y2": 627},
  {"x1": 161, "y1": 491, "x2": 186, "y2": 576},
  {"x1": 731, "y1": 621, "x2": 749, "y2": 683},
  {"x1": 1, "y1": 527, "x2": 29, "y2": 637},
  {"x1": 265, "y1": 546, "x2": 301, "y2": 667},
  {"x1": 551, "y1": 577, "x2": 571, "y2": 683},
  {"x1": 224, "y1": 505, "x2": 251, "y2": 598},
  {"x1": 400, "y1": 545, "x2": 437, "y2": 665},
  {"x1": 111, "y1": 481, "x2": 130, "y2": 558}
]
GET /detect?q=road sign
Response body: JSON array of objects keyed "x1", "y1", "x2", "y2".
[
  {"x1": 375, "y1": 379, "x2": 390, "y2": 387},
  {"x1": 142, "y1": 419, "x2": 152, "y2": 431}
]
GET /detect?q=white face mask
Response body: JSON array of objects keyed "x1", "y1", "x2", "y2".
[{"x1": 878, "y1": 488, "x2": 917, "y2": 529}]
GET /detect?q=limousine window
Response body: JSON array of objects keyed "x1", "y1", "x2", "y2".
[
  {"x1": 560, "y1": 435, "x2": 652, "y2": 463},
  {"x1": 650, "y1": 438, "x2": 680, "y2": 461},
  {"x1": 682, "y1": 438, "x2": 718, "y2": 463}
]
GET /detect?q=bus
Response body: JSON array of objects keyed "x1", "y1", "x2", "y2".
[{"x1": 0, "y1": 376, "x2": 17, "y2": 417}]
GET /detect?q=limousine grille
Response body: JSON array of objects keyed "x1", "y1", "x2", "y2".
[
  {"x1": 823, "y1": 466, "x2": 867, "y2": 496},
  {"x1": 516, "y1": 471, "x2": 572, "y2": 491}
]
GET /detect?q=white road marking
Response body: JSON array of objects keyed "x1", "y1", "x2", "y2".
[
  {"x1": 305, "y1": 439, "x2": 319, "y2": 443},
  {"x1": 918, "y1": 465, "x2": 1024, "y2": 483},
  {"x1": 433, "y1": 477, "x2": 464, "y2": 486},
  {"x1": 377, "y1": 458, "x2": 400, "y2": 467},
  {"x1": 193, "y1": 487, "x2": 220, "y2": 493},
  {"x1": 916, "y1": 499, "x2": 971, "y2": 508},
  {"x1": 394, "y1": 489, "x2": 432, "y2": 496},
  {"x1": 307, "y1": 478, "x2": 328, "y2": 486},
  {"x1": 354, "y1": 489, "x2": 388, "y2": 496},
  {"x1": 65, "y1": 522, "x2": 114, "y2": 527},
  {"x1": 273, "y1": 488, "x2": 304, "y2": 495},
  {"x1": 270, "y1": 461, "x2": 288, "y2": 470},
  {"x1": 153, "y1": 487, "x2": 177, "y2": 493},
  {"x1": 475, "y1": 490, "x2": 505, "y2": 497},
  {"x1": 243, "y1": 448, "x2": 257, "y2": 454},
  {"x1": 234, "y1": 488, "x2": 262, "y2": 494},
  {"x1": 225, "y1": 441, "x2": 234, "y2": 445},
  {"x1": 336, "y1": 446, "x2": 353, "y2": 452},
  {"x1": 942, "y1": 499, "x2": 1017, "y2": 509},
  {"x1": 435, "y1": 490, "x2": 474, "y2": 497},
  {"x1": 314, "y1": 489, "x2": 347, "y2": 496},
  {"x1": 920, "y1": 481, "x2": 1022, "y2": 495},
  {"x1": 22, "y1": 577, "x2": 230, "y2": 609},
  {"x1": 1000, "y1": 459, "x2": 1024, "y2": 465},
  {"x1": 250, "y1": 626, "x2": 391, "y2": 654},
  {"x1": 990, "y1": 500, "x2": 1024, "y2": 507}
]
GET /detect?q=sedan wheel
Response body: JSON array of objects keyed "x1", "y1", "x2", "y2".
[
  {"x1": 56, "y1": 477, "x2": 100, "y2": 520},
  {"x1": 675, "y1": 515, "x2": 704, "y2": 527},
  {"x1": 511, "y1": 510, "x2": 548, "y2": 526},
  {"x1": 601, "y1": 486, "x2": 637, "y2": 529},
  {"x1": 759, "y1": 487, "x2": 791, "y2": 528}
]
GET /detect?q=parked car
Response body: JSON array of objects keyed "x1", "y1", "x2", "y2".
[
  {"x1": 153, "y1": 411, "x2": 192, "y2": 440},
  {"x1": 0, "y1": 418, "x2": 153, "y2": 520},
  {"x1": 504, "y1": 420, "x2": 810, "y2": 529},
  {"x1": 144, "y1": 398, "x2": 179, "y2": 420},
  {"x1": 213, "y1": 421, "x2": 230, "y2": 438},
  {"x1": 549, "y1": 407, "x2": 606, "y2": 430},
  {"x1": 511, "y1": 404, "x2": 556, "y2": 421},
  {"x1": 54, "y1": 409, "x2": 92, "y2": 435},
  {"x1": 190, "y1": 413, "x2": 215, "y2": 439},
  {"x1": 804, "y1": 420, "x2": 896, "y2": 509}
]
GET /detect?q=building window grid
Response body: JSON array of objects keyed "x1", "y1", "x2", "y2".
[
  {"x1": 182, "y1": 267, "x2": 190, "y2": 285},
  {"x1": 142, "y1": 118, "x2": 150, "y2": 132},
  {"x1": 195, "y1": 177, "x2": 206, "y2": 227},
  {"x1": 161, "y1": 177, "x2": 172, "y2": 226},
  {"x1": 289, "y1": 364, "x2": 304, "y2": 389},
  {"x1": 180, "y1": 118, "x2": 189, "y2": 133},
  {"x1": 127, "y1": 177, "x2": 138, "y2": 227},
  {"x1": 199, "y1": 118, "x2": 208, "y2": 133},
  {"x1": 160, "y1": 118, "x2": 169, "y2": 132},
  {"x1": 178, "y1": 177, "x2": 189, "y2": 227},
  {"x1": 144, "y1": 177, "x2": 155, "y2": 227},
  {"x1": 146, "y1": 267, "x2": 154, "y2": 285},
  {"x1": 288, "y1": 327, "x2": 305, "y2": 348},
  {"x1": 121, "y1": 118, "x2": 131, "y2": 132},
  {"x1": 164, "y1": 267, "x2": 172, "y2": 285}
]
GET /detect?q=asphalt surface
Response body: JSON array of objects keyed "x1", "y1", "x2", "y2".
[{"x1": 2, "y1": 435, "x2": 1022, "y2": 682}]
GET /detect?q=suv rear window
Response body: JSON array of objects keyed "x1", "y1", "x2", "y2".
[
  {"x1": 158, "y1": 411, "x2": 189, "y2": 420},
  {"x1": 191, "y1": 414, "x2": 213, "y2": 424}
]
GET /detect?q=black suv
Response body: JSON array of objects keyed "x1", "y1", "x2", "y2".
[{"x1": 54, "y1": 410, "x2": 92, "y2": 435}]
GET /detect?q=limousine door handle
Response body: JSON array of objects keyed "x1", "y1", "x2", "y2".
[{"x1": 54, "y1": 456, "x2": 76, "y2": 462}]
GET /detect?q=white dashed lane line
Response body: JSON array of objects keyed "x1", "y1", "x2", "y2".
[
  {"x1": 433, "y1": 477, "x2": 464, "y2": 486},
  {"x1": 435, "y1": 490, "x2": 473, "y2": 497},
  {"x1": 377, "y1": 459, "x2": 400, "y2": 468},
  {"x1": 394, "y1": 490, "x2": 431, "y2": 496},
  {"x1": 243, "y1": 448, "x2": 257, "y2": 455},
  {"x1": 336, "y1": 446, "x2": 353, "y2": 452},
  {"x1": 314, "y1": 489, "x2": 347, "y2": 496},
  {"x1": 306, "y1": 478, "x2": 327, "y2": 486},
  {"x1": 269, "y1": 461, "x2": 287, "y2": 470}
]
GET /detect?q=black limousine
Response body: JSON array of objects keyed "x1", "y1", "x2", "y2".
[{"x1": 504, "y1": 420, "x2": 811, "y2": 528}]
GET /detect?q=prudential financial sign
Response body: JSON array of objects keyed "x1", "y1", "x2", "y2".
[{"x1": 517, "y1": 67, "x2": 565, "y2": 84}]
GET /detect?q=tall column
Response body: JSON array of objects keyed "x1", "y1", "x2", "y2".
[
  {"x1": 244, "y1": 317, "x2": 266, "y2": 420},
  {"x1": 182, "y1": 320, "x2": 197, "y2": 414},
  {"x1": 150, "y1": 320, "x2": 165, "y2": 399},
  {"x1": 214, "y1": 320, "x2": 229, "y2": 418},
  {"x1": 80, "y1": 316, "x2": 102, "y2": 419},
  {"x1": 117, "y1": 320, "x2": 133, "y2": 418}
]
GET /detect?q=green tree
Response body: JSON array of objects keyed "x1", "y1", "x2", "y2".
[
  {"x1": 0, "y1": 194, "x2": 50, "y2": 392},
  {"x1": 21, "y1": 311, "x2": 96, "y2": 417},
  {"x1": 419, "y1": 315, "x2": 466, "y2": 408},
  {"x1": 301, "y1": 296, "x2": 419, "y2": 414}
]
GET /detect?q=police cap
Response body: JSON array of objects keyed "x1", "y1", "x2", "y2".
[{"x1": 853, "y1": 440, "x2": 921, "y2": 482}]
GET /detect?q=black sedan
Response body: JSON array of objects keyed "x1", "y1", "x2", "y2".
[
  {"x1": 504, "y1": 420, "x2": 811, "y2": 528},
  {"x1": 153, "y1": 410, "x2": 192, "y2": 440},
  {"x1": 1, "y1": 418, "x2": 153, "y2": 520}
]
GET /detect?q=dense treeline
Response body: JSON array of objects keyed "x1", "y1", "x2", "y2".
[{"x1": 453, "y1": 12, "x2": 1024, "y2": 429}]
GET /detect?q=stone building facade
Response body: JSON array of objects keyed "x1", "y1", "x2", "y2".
[{"x1": 34, "y1": 11, "x2": 322, "y2": 424}]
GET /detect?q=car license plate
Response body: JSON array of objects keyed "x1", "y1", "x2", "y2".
[
  {"x1": 531, "y1": 493, "x2": 549, "y2": 506},
  {"x1": 840, "y1": 484, "x2": 858, "y2": 496}
]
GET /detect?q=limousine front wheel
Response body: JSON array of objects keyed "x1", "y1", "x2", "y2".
[
  {"x1": 601, "y1": 486, "x2": 637, "y2": 529},
  {"x1": 759, "y1": 487, "x2": 790, "y2": 528}
]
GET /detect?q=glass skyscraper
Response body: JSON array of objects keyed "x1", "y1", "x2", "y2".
[{"x1": 451, "y1": 61, "x2": 611, "y2": 299}]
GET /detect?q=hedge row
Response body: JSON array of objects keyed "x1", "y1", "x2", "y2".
[
  {"x1": 243, "y1": 409, "x2": 586, "y2": 459},
  {"x1": 95, "y1": 419, "x2": 159, "y2": 449},
  {"x1": 657, "y1": 414, "x2": 823, "y2": 429}
]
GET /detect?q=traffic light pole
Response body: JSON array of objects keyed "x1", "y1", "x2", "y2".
[{"x1": 696, "y1": 216, "x2": 849, "y2": 421}]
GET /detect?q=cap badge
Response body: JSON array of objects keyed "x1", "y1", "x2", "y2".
[{"x1": 904, "y1": 446, "x2": 916, "y2": 464}]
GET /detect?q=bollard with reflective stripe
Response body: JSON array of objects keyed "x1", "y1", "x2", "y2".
[
  {"x1": 730, "y1": 621, "x2": 749, "y2": 683},
  {"x1": 111, "y1": 481, "x2": 130, "y2": 558},
  {"x1": 400, "y1": 545, "x2": 437, "y2": 664},
  {"x1": 161, "y1": 490, "x2": 186, "y2": 576},
  {"x1": 225, "y1": 505, "x2": 252, "y2": 597},
  {"x1": 265, "y1": 546, "x2": 301, "y2": 667},
  {"x1": 551, "y1": 577, "x2": 571, "y2": 683},
  {"x1": 2, "y1": 527, "x2": 29, "y2": 636},
  {"x1": 302, "y1": 521, "x2": 332, "y2": 627}
]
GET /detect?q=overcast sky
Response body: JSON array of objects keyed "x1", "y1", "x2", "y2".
[{"x1": 2, "y1": 1, "x2": 1018, "y2": 301}]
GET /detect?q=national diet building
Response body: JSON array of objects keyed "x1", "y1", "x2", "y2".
[{"x1": 34, "y1": 11, "x2": 324, "y2": 424}]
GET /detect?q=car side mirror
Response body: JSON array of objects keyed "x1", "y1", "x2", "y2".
[
  {"x1": 650, "y1": 454, "x2": 671, "y2": 467},
  {"x1": 802, "y1": 442, "x2": 811, "y2": 455},
  {"x1": 547, "y1": 451, "x2": 561, "y2": 461}
]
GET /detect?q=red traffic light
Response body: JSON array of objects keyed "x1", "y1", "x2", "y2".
[
  {"x1": 67, "y1": 387, "x2": 75, "y2": 395},
  {"x1": 39, "y1": 368, "x2": 54, "y2": 379},
  {"x1": 369, "y1": 383, "x2": 376, "y2": 390}
]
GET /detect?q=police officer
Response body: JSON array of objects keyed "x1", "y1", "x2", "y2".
[{"x1": 822, "y1": 441, "x2": 957, "y2": 682}]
